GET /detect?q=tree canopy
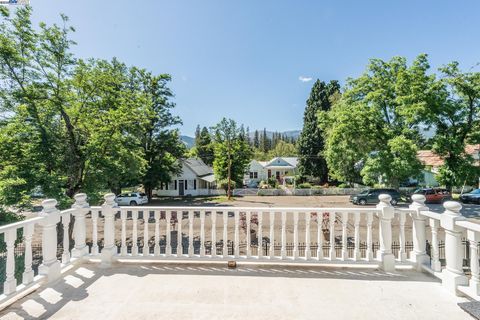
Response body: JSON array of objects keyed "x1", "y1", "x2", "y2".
[{"x1": 0, "y1": 7, "x2": 184, "y2": 207}]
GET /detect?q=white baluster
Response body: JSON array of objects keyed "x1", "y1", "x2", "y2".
[
  {"x1": 293, "y1": 211, "x2": 299, "y2": 259},
  {"x1": 38, "y1": 199, "x2": 61, "y2": 282},
  {"x1": 430, "y1": 218, "x2": 441, "y2": 272},
  {"x1": 101, "y1": 193, "x2": 118, "y2": 266},
  {"x1": 257, "y1": 212, "x2": 263, "y2": 259},
  {"x1": 4, "y1": 228, "x2": 17, "y2": 295},
  {"x1": 177, "y1": 211, "x2": 182, "y2": 256},
  {"x1": 329, "y1": 212, "x2": 336, "y2": 260},
  {"x1": 120, "y1": 209, "x2": 127, "y2": 256},
  {"x1": 341, "y1": 212, "x2": 348, "y2": 260},
  {"x1": 281, "y1": 211, "x2": 287, "y2": 259},
  {"x1": 246, "y1": 211, "x2": 251, "y2": 258},
  {"x1": 154, "y1": 211, "x2": 160, "y2": 256},
  {"x1": 223, "y1": 211, "x2": 228, "y2": 256},
  {"x1": 398, "y1": 211, "x2": 407, "y2": 261},
  {"x1": 71, "y1": 193, "x2": 89, "y2": 258},
  {"x1": 91, "y1": 210, "x2": 99, "y2": 255},
  {"x1": 143, "y1": 211, "x2": 149, "y2": 256},
  {"x1": 61, "y1": 213, "x2": 71, "y2": 264},
  {"x1": 132, "y1": 210, "x2": 138, "y2": 256},
  {"x1": 200, "y1": 210, "x2": 206, "y2": 257},
  {"x1": 376, "y1": 195, "x2": 395, "y2": 272},
  {"x1": 317, "y1": 212, "x2": 324, "y2": 260},
  {"x1": 166, "y1": 211, "x2": 172, "y2": 256},
  {"x1": 440, "y1": 201, "x2": 468, "y2": 293},
  {"x1": 22, "y1": 224, "x2": 34, "y2": 285},
  {"x1": 188, "y1": 211, "x2": 194, "y2": 257},
  {"x1": 366, "y1": 212, "x2": 373, "y2": 261},
  {"x1": 211, "y1": 211, "x2": 217, "y2": 257},
  {"x1": 269, "y1": 212, "x2": 275, "y2": 258},
  {"x1": 353, "y1": 214, "x2": 361, "y2": 261},
  {"x1": 467, "y1": 230, "x2": 480, "y2": 295},
  {"x1": 409, "y1": 195, "x2": 429, "y2": 269},
  {"x1": 305, "y1": 212, "x2": 311, "y2": 260},
  {"x1": 234, "y1": 210, "x2": 240, "y2": 258}
]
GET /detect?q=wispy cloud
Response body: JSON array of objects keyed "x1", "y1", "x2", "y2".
[{"x1": 298, "y1": 76, "x2": 313, "y2": 83}]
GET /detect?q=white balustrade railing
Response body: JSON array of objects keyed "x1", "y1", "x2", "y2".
[{"x1": 3, "y1": 192, "x2": 480, "y2": 303}]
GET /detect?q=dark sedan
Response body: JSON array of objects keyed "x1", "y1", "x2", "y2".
[{"x1": 460, "y1": 189, "x2": 480, "y2": 204}]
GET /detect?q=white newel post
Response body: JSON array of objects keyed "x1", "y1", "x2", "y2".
[
  {"x1": 440, "y1": 201, "x2": 468, "y2": 294},
  {"x1": 38, "y1": 199, "x2": 61, "y2": 282},
  {"x1": 376, "y1": 194, "x2": 395, "y2": 272},
  {"x1": 101, "y1": 193, "x2": 118, "y2": 266},
  {"x1": 408, "y1": 194, "x2": 429, "y2": 270},
  {"x1": 467, "y1": 229, "x2": 480, "y2": 295},
  {"x1": 71, "y1": 193, "x2": 90, "y2": 259}
]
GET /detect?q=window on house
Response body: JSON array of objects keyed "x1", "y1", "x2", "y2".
[
  {"x1": 187, "y1": 180, "x2": 195, "y2": 190},
  {"x1": 250, "y1": 172, "x2": 258, "y2": 179}
]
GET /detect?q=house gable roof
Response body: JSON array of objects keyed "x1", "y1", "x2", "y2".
[
  {"x1": 183, "y1": 158, "x2": 214, "y2": 177},
  {"x1": 417, "y1": 144, "x2": 480, "y2": 167}
]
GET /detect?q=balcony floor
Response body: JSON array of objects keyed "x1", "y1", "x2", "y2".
[{"x1": 0, "y1": 262, "x2": 472, "y2": 320}]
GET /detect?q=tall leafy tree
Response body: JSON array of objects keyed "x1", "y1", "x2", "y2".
[
  {"x1": 0, "y1": 7, "x2": 184, "y2": 206},
  {"x1": 212, "y1": 118, "x2": 252, "y2": 199},
  {"x1": 319, "y1": 56, "x2": 431, "y2": 187},
  {"x1": 298, "y1": 80, "x2": 340, "y2": 183}
]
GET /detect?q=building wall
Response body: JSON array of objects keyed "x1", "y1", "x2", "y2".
[
  {"x1": 153, "y1": 163, "x2": 217, "y2": 196},
  {"x1": 244, "y1": 160, "x2": 268, "y2": 184}
]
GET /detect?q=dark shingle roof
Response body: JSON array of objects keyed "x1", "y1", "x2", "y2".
[{"x1": 183, "y1": 158, "x2": 213, "y2": 177}]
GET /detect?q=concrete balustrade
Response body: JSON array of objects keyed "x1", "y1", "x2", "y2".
[{"x1": 4, "y1": 193, "x2": 480, "y2": 305}]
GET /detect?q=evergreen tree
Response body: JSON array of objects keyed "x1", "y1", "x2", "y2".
[
  {"x1": 297, "y1": 79, "x2": 340, "y2": 183},
  {"x1": 196, "y1": 127, "x2": 214, "y2": 166},
  {"x1": 253, "y1": 130, "x2": 260, "y2": 148}
]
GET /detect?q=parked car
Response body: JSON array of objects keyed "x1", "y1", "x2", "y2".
[
  {"x1": 409, "y1": 188, "x2": 451, "y2": 204},
  {"x1": 460, "y1": 189, "x2": 480, "y2": 204},
  {"x1": 350, "y1": 188, "x2": 401, "y2": 206},
  {"x1": 115, "y1": 192, "x2": 148, "y2": 206}
]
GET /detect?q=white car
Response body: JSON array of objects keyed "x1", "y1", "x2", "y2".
[{"x1": 115, "y1": 192, "x2": 148, "y2": 206}]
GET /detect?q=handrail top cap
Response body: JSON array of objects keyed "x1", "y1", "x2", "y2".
[
  {"x1": 378, "y1": 194, "x2": 392, "y2": 202},
  {"x1": 42, "y1": 199, "x2": 57, "y2": 209},
  {"x1": 411, "y1": 194, "x2": 426, "y2": 203},
  {"x1": 104, "y1": 193, "x2": 116, "y2": 201},
  {"x1": 74, "y1": 193, "x2": 87, "y2": 201},
  {"x1": 443, "y1": 201, "x2": 462, "y2": 214}
]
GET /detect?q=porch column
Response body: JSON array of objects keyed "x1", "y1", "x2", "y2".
[
  {"x1": 101, "y1": 193, "x2": 118, "y2": 266},
  {"x1": 408, "y1": 194, "x2": 429, "y2": 270},
  {"x1": 72, "y1": 193, "x2": 90, "y2": 258},
  {"x1": 38, "y1": 199, "x2": 61, "y2": 282},
  {"x1": 376, "y1": 194, "x2": 395, "y2": 272},
  {"x1": 440, "y1": 201, "x2": 468, "y2": 294}
]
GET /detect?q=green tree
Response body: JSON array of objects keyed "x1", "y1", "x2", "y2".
[
  {"x1": 320, "y1": 56, "x2": 431, "y2": 187},
  {"x1": 268, "y1": 140, "x2": 297, "y2": 158},
  {"x1": 425, "y1": 63, "x2": 480, "y2": 188},
  {"x1": 298, "y1": 79, "x2": 340, "y2": 184},
  {"x1": 212, "y1": 118, "x2": 252, "y2": 199},
  {"x1": 0, "y1": 7, "x2": 184, "y2": 207},
  {"x1": 196, "y1": 126, "x2": 214, "y2": 166}
]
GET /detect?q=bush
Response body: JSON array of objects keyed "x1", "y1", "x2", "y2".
[
  {"x1": 267, "y1": 177, "x2": 278, "y2": 188},
  {"x1": 297, "y1": 182, "x2": 312, "y2": 189},
  {"x1": 337, "y1": 183, "x2": 350, "y2": 188}
]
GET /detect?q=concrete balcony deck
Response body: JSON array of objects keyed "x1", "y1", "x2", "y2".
[{"x1": 0, "y1": 262, "x2": 470, "y2": 320}]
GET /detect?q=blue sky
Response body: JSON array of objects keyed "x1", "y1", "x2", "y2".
[{"x1": 30, "y1": 0, "x2": 480, "y2": 136}]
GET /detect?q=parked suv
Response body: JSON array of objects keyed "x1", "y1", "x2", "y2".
[
  {"x1": 409, "y1": 188, "x2": 451, "y2": 204},
  {"x1": 350, "y1": 189, "x2": 401, "y2": 206},
  {"x1": 115, "y1": 192, "x2": 148, "y2": 206},
  {"x1": 460, "y1": 189, "x2": 480, "y2": 204}
]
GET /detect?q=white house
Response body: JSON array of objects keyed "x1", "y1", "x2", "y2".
[
  {"x1": 153, "y1": 158, "x2": 217, "y2": 197},
  {"x1": 244, "y1": 157, "x2": 299, "y2": 185}
]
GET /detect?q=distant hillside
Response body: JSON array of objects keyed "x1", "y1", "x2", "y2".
[
  {"x1": 181, "y1": 130, "x2": 301, "y2": 149},
  {"x1": 180, "y1": 135, "x2": 195, "y2": 149},
  {"x1": 248, "y1": 130, "x2": 301, "y2": 140}
]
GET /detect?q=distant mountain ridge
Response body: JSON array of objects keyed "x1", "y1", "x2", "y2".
[{"x1": 180, "y1": 130, "x2": 301, "y2": 149}]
